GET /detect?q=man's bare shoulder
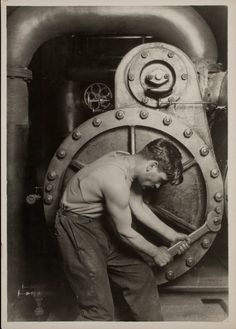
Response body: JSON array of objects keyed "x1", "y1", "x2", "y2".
[{"x1": 93, "y1": 165, "x2": 130, "y2": 199}]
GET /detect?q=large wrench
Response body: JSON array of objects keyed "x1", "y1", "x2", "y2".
[{"x1": 168, "y1": 211, "x2": 222, "y2": 257}]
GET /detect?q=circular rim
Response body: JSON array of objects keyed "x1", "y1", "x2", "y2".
[
  {"x1": 127, "y1": 46, "x2": 188, "y2": 107},
  {"x1": 43, "y1": 107, "x2": 224, "y2": 284}
]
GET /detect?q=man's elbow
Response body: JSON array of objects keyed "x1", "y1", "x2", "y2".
[{"x1": 117, "y1": 228, "x2": 137, "y2": 241}]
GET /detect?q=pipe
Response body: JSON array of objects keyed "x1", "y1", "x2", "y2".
[{"x1": 8, "y1": 6, "x2": 217, "y2": 67}]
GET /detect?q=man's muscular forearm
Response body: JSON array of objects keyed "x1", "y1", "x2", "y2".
[{"x1": 118, "y1": 227, "x2": 171, "y2": 266}]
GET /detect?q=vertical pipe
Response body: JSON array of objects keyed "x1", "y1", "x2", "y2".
[{"x1": 7, "y1": 78, "x2": 29, "y2": 300}]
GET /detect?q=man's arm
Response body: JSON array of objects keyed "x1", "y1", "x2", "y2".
[
  {"x1": 102, "y1": 168, "x2": 172, "y2": 267},
  {"x1": 129, "y1": 183, "x2": 190, "y2": 253}
]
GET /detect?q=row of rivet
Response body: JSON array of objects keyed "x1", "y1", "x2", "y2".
[{"x1": 45, "y1": 128, "x2": 81, "y2": 205}]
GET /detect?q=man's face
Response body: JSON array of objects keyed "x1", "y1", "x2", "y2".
[{"x1": 138, "y1": 161, "x2": 168, "y2": 189}]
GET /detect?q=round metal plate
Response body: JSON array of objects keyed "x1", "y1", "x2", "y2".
[
  {"x1": 127, "y1": 45, "x2": 188, "y2": 107},
  {"x1": 44, "y1": 108, "x2": 223, "y2": 284}
]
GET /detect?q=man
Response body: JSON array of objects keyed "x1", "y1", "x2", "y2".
[{"x1": 55, "y1": 138, "x2": 190, "y2": 321}]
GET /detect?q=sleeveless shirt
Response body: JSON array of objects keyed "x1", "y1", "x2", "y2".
[{"x1": 60, "y1": 151, "x2": 132, "y2": 218}]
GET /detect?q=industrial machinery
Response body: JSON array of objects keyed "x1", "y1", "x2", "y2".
[{"x1": 5, "y1": 5, "x2": 228, "y2": 322}]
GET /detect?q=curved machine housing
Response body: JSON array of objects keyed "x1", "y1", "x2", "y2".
[{"x1": 44, "y1": 43, "x2": 224, "y2": 285}]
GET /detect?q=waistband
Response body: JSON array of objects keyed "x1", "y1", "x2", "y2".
[{"x1": 57, "y1": 207, "x2": 102, "y2": 223}]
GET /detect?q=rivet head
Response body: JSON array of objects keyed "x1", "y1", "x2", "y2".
[
  {"x1": 163, "y1": 116, "x2": 172, "y2": 126},
  {"x1": 181, "y1": 73, "x2": 188, "y2": 80},
  {"x1": 141, "y1": 51, "x2": 148, "y2": 58},
  {"x1": 44, "y1": 194, "x2": 53, "y2": 205},
  {"x1": 200, "y1": 146, "x2": 209, "y2": 156},
  {"x1": 168, "y1": 52, "x2": 174, "y2": 58},
  {"x1": 115, "y1": 110, "x2": 125, "y2": 120},
  {"x1": 45, "y1": 184, "x2": 53, "y2": 192},
  {"x1": 215, "y1": 206, "x2": 222, "y2": 214},
  {"x1": 210, "y1": 169, "x2": 219, "y2": 178},
  {"x1": 164, "y1": 73, "x2": 170, "y2": 79},
  {"x1": 186, "y1": 256, "x2": 194, "y2": 267},
  {"x1": 201, "y1": 238, "x2": 210, "y2": 249},
  {"x1": 128, "y1": 73, "x2": 135, "y2": 81},
  {"x1": 140, "y1": 110, "x2": 149, "y2": 119},
  {"x1": 93, "y1": 117, "x2": 102, "y2": 127},
  {"x1": 168, "y1": 96, "x2": 175, "y2": 103},
  {"x1": 57, "y1": 149, "x2": 66, "y2": 159},
  {"x1": 142, "y1": 96, "x2": 148, "y2": 104},
  {"x1": 166, "y1": 270, "x2": 175, "y2": 280},
  {"x1": 214, "y1": 217, "x2": 222, "y2": 225},
  {"x1": 214, "y1": 192, "x2": 223, "y2": 202},
  {"x1": 184, "y1": 128, "x2": 193, "y2": 138},
  {"x1": 72, "y1": 131, "x2": 81, "y2": 140},
  {"x1": 47, "y1": 171, "x2": 57, "y2": 181}
]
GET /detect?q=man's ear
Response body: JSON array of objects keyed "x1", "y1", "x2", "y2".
[{"x1": 146, "y1": 160, "x2": 158, "y2": 171}]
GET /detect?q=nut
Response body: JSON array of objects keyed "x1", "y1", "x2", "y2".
[
  {"x1": 163, "y1": 116, "x2": 172, "y2": 126},
  {"x1": 201, "y1": 238, "x2": 210, "y2": 249},
  {"x1": 47, "y1": 171, "x2": 57, "y2": 181},
  {"x1": 93, "y1": 118, "x2": 102, "y2": 127},
  {"x1": 200, "y1": 146, "x2": 209, "y2": 156},
  {"x1": 210, "y1": 169, "x2": 219, "y2": 178},
  {"x1": 166, "y1": 270, "x2": 175, "y2": 280},
  {"x1": 72, "y1": 131, "x2": 81, "y2": 140},
  {"x1": 184, "y1": 128, "x2": 193, "y2": 138},
  {"x1": 214, "y1": 192, "x2": 223, "y2": 202},
  {"x1": 57, "y1": 149, "x2": 66, "y2": 159},
  {"x1": 115, "y1": 110, "x2": 125, "y2": 120},
  {"x1": 140, "y1": 110, "x2": 149, "y2": 119}
]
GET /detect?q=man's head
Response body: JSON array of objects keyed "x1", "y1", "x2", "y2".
[{"x1": 135, "y1": 138, "x2": 183, "y2": 188}]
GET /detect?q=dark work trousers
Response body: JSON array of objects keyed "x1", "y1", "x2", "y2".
[{"x1": 54, "y1": 209, "x2": 163, "y2": 321}]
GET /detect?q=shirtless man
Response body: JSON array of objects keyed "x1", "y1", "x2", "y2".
[{"x1": 55, "y1": 138, "x2": 190, "y2": 321}]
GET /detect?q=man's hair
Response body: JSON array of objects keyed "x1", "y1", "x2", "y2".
[{"x1": 138, "y1": 138, "x2": 183, "y2": 185}]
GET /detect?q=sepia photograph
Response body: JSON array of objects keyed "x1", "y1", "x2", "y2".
[{"x1": 1, "y1": 0, "x2": 235, "y2": 328}]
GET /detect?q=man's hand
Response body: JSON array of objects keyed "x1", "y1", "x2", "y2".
[
  {"x1": 171, "y1": 232, "x2": 190, "y2": 255},
  {"x1": 153, "y1": 247, "x2": 172, "y2": 267}
]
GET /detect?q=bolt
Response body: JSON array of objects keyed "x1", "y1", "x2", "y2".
[
  {"x1": 214, "y1": 217, "x2": 221, "y2": 225},
  {"x1": 155, "y1": 72, "x2": 163, "y2": 80},
  {"x1": 168, "y1": 52, "x2": 174, "y2": 58},
  {"x1": 47, "y1": 171, "x2": 57, "y2": 181},
  {"x1": 163, "y1": 116, "x2": 172, "y2": 126},
  {"x1": 146, "y1": 74, "x2": 153, "y2": 81},
  {"x1": 181, "y1": 73, "x2": 188, "y2": 80},
  {"x1": 184, "y1": 128, "x2": 193, "y2": 138},
  {"x1": 166, "y1": 270, "x2": 175, "y2": 280},
  {"x1": 115, "y1": 110, "x2": 125, "y2": 120},
  {"x1": 168, "y1": 96, "x2": 175, "y2": 103},
  {"x1": 141, "y1": 51, "x2": 148, "y2": 58},
  {"x1": 201, "y1": 238, "x2": 210, "y2": 249},
  {"x1": 200, "y1": 146, "x2": 209, "y2": 156},
  {"x1": 45, "y1": 184, "x2": 53, "y2": 192},
  {"x1": 210, "y1": 169, "x2": 219, "y2": 178},
  {"x1": 140, "y1": 110, "x2": 149, "y2": 119},
  {"x1": 214, "y1": 192, "x2": 223, "y2": 202},
  {"x1": 44, "y1": 194, "x2": 53, "y2": 205},
  {"x1": 215, "y1": 206, "x2": 222, "y2": 214},
  {"x1": 186, "y1": 256, "x2": 194, "y2": 267},
  {"x1": 128, "y1": 73, "x2": 135, "y2": 81},
  {"x1": 93, "y1": 117, "x2": 102, "y2": 127},
  {"x1": 72, "y1": 131, "x2": 81, "y2": 140},
  {"x1": 142, "y1": 96, "x2": 149, "y2": 104},
  {"x1": 57, "y1": 149, "x2": 66, "y2": 159}
]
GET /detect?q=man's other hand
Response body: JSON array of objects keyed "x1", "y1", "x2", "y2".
[{"x1": 153, "y1": 246, "x2": 172, "y2": 267}]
